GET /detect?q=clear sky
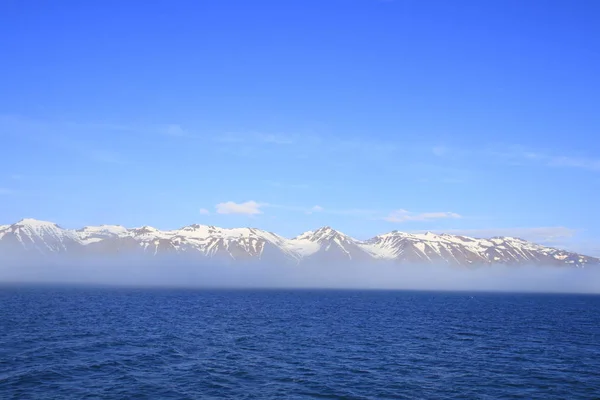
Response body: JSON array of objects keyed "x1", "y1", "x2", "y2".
[{"x1": 1, "y1": 0, "x2": 599, "y2": 255}]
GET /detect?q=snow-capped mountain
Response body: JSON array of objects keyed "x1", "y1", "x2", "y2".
[
  {"x1": 76, "y1": 225, "x2": 129, "y2": 244},
  {"x1": 76, "y1": 223, "x2": 300, "y2": 264},
  {"x1": 364, "y1": 231, "x2": 592, "y2": 267},
  {"x1": 0, "y1": 219, "x2": 84, "y2": 256},
  {"x1": 0, "y1": 218, "x2": 597, "y2": 268},
  {"x1": 284, "y1": 227, "x2": 371, "y2": 261}
]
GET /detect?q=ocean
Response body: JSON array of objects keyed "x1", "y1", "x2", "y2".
[{"x1": 1, "y1": 287, "x2": 599, "y2": 399}]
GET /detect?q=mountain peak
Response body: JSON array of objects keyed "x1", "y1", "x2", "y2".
[
  {"x1": 315, "y1": 226, "x2": 335, "y2": 233},
  {"x1": 294, "y1": 227, "x2": 338, "y2": 242},
  {"x1": 302, "y1": 226, "x2": 354, "y2": 243},
  {"x1": 3, "y1": 218, "x2": 80, "y2": 253},
  {"x1": 131, "y1": 226, "x2": 161, "y2": 235},
  {"x1": 178, "y1": 223, "x2": 210, "y2": 231},
  {"x1": 492, "y1": 236, "x2": 527, "y2": 242},
  {"x1": 14, "y1": 218, "x2": 59, "y2": 227},
  {"x1": 0, "y1": 218, "x2": 598, "y2": 268},
  {"x1": 11, "y1": 219, "x2": 65, "y2": 235}
]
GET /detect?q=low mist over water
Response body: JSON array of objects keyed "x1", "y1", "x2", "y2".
[{"x1": 1, "y1": 261, "x2": 599, "y2": 294}]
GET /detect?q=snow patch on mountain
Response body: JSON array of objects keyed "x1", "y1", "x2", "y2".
[
  {"x1": 76, "y1": 225, "x2": 130, "y2": 244},
  {"x1": 2, "y1": 218, "x2": 82, "y2": 253},
  {"x1": 0, "y1": 218, "x2": 597, "y2": 268}
]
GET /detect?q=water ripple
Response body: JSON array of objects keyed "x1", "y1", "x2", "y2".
[{"x1": 1, "y1": 288, "x2": 599, "y2": 399}]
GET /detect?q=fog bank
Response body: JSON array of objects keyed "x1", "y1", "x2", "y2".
[{"x1": 1, "y1": 259, "x2": 599, "y2": 294}]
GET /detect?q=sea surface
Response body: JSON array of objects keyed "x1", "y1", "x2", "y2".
[{"x1": 1, "y1": 287, "x2": 599, "y2": 399}]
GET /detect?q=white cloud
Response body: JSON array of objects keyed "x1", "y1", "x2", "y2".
[
  {"x1": 385, "y1": 209, "x2": 462, "y2": 223},
  {"x1": 215, "y1": 201, "x2": 264, "y2": 215},
  {"x1": 199, "y1": 208, "x2": 211, "y2": 215}
]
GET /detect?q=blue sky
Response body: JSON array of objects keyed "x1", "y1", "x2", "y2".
[{"x1": 1, "y1": 0, "x2": 599, "y2": 255}]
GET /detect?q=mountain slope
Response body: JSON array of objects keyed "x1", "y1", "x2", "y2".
[
  {"x1": 287, "y1": 227, "x2": 375, "y2": 263},
  {"x1": 0, "y1": 219, "x2": 83, "y2": 256},
  {"x1": 365, "y1": 231, "x2": 594, "y2": 267},
  {"x1": 0, "y1": 219, "x2": 597, "y2": 268},
  {"x1": 79, "y1": 223, "x2": 299, "y2": 264}
]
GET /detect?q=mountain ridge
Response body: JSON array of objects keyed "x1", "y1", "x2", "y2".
[{"x1": 0, "y1": 218, "x2": 597, "y2": 268}]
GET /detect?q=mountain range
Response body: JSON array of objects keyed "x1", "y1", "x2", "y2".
[{"x1": 0, "y1": 218, "x2": 597, "y2": 268}]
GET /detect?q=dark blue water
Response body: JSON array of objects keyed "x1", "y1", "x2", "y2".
[{"x1": 1, "y1": 287, "x2": 599, "y2": 399}]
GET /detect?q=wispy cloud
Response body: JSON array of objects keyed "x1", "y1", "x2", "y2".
[
  {"x1": 164, "y1": 124, "x2": 192, "y2": 138},
  {"x1": 384, "y1": 209, "x2": 462, "y2": 223},
  {"x1": 213, "y1": 132, "x2": 300, "y2": 145},
  {"x1": 211, "y1": 201, "x2": 377, "y2": 218},
  {"x1": 410, "y1": 226, "x2": 600, "y2": 257},
  {"x1": 2, "y1": 113, "x2": 204, "y2": 141},
  {"x1": 425, "y1": 143, "x2": 600, "y2": 173},
  {"x1": 432, "y1": 146, "x2": 448, "y2": 156},
  {"x1": 214, "y1": 132, "x2": 399, "y2": 163},
  {"x1": 545, "y1": 155, "x2": 600, "y2": 171},
  {"x1": 256, "y1": 133, "x2": 295, "y2": 145},
  {"x1": 266, "y1": 203, "x2": 315, "y2": 213},
  {"x1": 328, "y1": 137, "x2": 399, "y2": 157},
  {"x1": 7, "y1": 115, "x2": 597, "y2": 174},
  {"x1": 273, "y1": 203, "x2": 377, "y2": 217},
  {"x1": 565, "y1": 240, "x2": 600, "y2": 258},
  {"x1": 215, "y1": 201, "x2": 265, "y2": 215},
  {"x1": 0, "y1": 188, "x2": 15, "y2": 195},
  {"x1": 264, "y1": 181, "x2": 310, "y2": 190},
  {"x1": 326, "y1": 208, "x2": 379, "y2": 216},
  {"x1": 61, "y1": 120, "x2": 143, "y2": 134},
  {"x1": 481, "y1": 146, "x2": 600, "y2": 172},
  {"x1": 87, "y1": 149, "x2": 124, "y2": 164},
  {"x1": 199, "y1": 208, "x2": 211, "y2": 215},
  {"x1": 305, "y1": 205, "x2": 324, "y2": 215},
  {"x1": 213, "y1": 133, "x2": 247, "y2": 144},
  {"x1": 1, "y1": 115, "x2": 126, "y2": 165}
]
